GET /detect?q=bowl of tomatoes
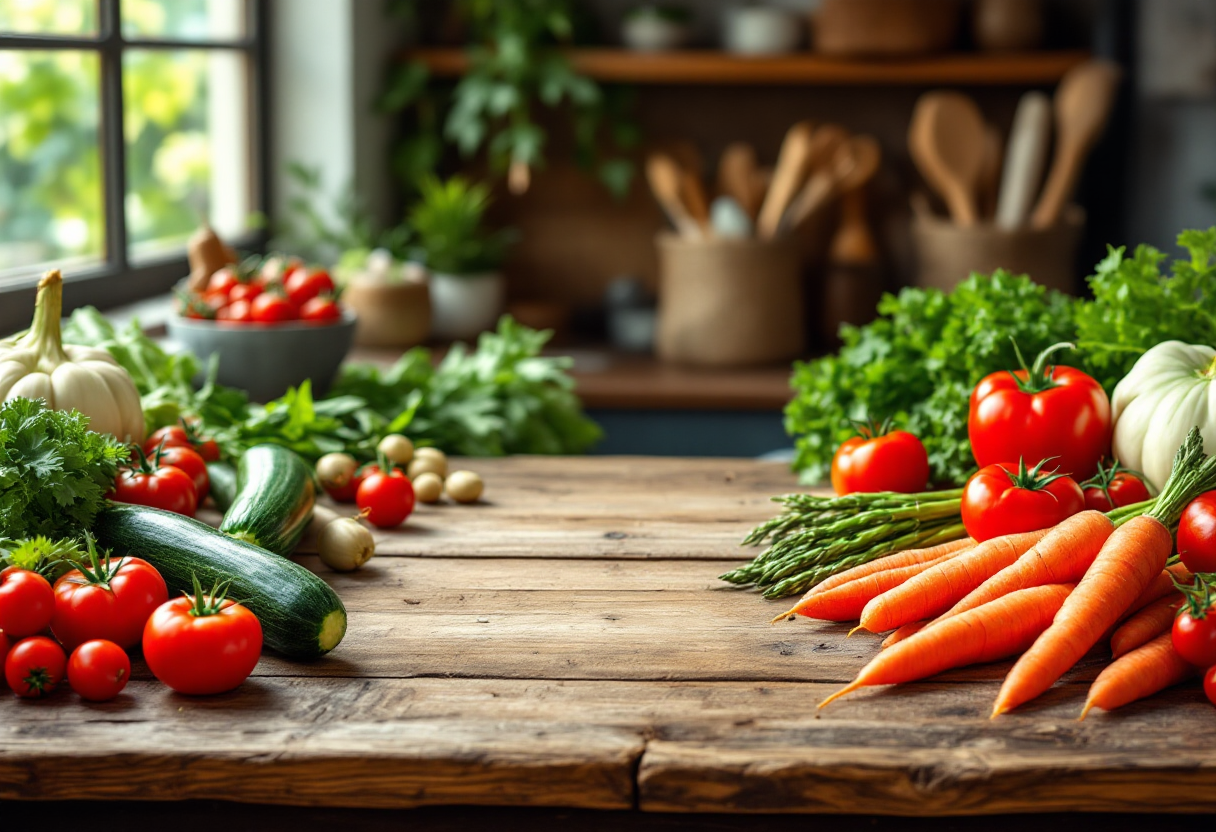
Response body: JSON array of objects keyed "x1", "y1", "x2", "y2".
[{"x1": 167, "y1": 255, "x2": 356, "y2": 402}]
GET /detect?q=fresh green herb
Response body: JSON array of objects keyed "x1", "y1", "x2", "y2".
[
  {"x1": 0, "y1": 535, "x2": 88, "y2": 581},
  {"x1": 786, "y1": 270, "x2": 1075, "y2": 486},
  {"x1": 333, "y1": 316, "x2": 603, "y2": 456},
  {"x1": 408, "y1": 175, "x2": 513, "y2": 275},
  {"x1": 0, "y1": 397, "x2": 127, "y2": 540},
  {"x1": 1073, "y1": 228, "x2": 1216, "y2": 391}
]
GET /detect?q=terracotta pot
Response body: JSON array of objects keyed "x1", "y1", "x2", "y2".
[
  {"x1": 342, "y1": 277, "x2": 431, "y2": 348},
  {"x1": 814, "y1": 0, "x2": 961, "y2": 56}
]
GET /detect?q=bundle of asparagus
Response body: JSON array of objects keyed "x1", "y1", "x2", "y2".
[{"x1": 721, "y1": 489, "x2": 967, "y2": 598}]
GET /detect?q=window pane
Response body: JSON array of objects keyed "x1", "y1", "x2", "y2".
[
  {"x1": 0, "y1": 0, "x2": 97, "y2": 36},
  {"x1": 0, "y1": 50, "x2": 103, "y2": 277},
  {"x1": 122, "y1": 0, "x2": 244, "y2": 41},
  {"x1": 124, "y1": 49, "x2": 252, "y2": 260}
]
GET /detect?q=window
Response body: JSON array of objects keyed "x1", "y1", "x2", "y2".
[{"x1": 0, "y1": 0, "x2": 266, "y2": 306}]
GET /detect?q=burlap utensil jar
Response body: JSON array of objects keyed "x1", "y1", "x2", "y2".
[
  {"x1": 912, "y1": 207, "x2": 1084, "y2": 294},
  {"x1": 655, "y1": 232, "x2": 805, "y2": 366}
]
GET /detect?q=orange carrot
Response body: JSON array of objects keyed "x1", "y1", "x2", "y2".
[
  {"x1": 1110, "y1": 594, "x2": 1182, "y2": 658},
  {"x1": 931, "y1": 511, "x2": 1113, "y2": 623},
  {"x1": 993, "y1": 514, "x2": 1172, "y2": 717},
  {"x1": 1080, "y1": 632, "x2": 1200, "y2": 719},
  {"x1": 857, "y1": 528, "x2": 1050, "y2": 633},
  {"x1": 777, "y1": 537, "x2": 976, "y2": 618},
  {"x1": 1122, "y1": 563, "x2": 1191, "y2": 620},
  {"x1": 820, "y1": 584, "x2": 1074, "y2": 708},
  {"x1": 778, "y1": 552, "x2": 963, "y2": 622},
  {"x1": 881, "y1": 621, "x2": 925, "y2": 649}
]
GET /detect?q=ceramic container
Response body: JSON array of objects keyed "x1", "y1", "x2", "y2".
[
  {"x1": 622, "y1": 7, "x2": 691, "y2": 51},
  {"x1": 167, "y1": 311, "x2": 356, "y2": 402},
  {"x1": 429, "y1": 271, "x2": 505, "y2": 341},
  {"x1": 723, "y1": 5, "x2": 802, "y2": 55}
]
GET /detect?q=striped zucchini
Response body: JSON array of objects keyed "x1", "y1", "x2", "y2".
[
  {"x1": 220, "y1": 445, "x2": 317, "y2": 556},
  {"x1": 95, "y1": 503, "x2": 346, "y2": 659}
]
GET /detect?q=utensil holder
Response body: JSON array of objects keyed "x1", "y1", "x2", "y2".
[
  {"x1": 911, "y1": 207, "x2": 1085, "y2": 294},
  {"x1": 655, "y1": 232, "x2": 805, "y2": 366}
]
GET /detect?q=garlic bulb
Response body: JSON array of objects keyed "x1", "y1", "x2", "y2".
[{"x1": 0, "y1": 270, "x2": 145, "y2": 441}]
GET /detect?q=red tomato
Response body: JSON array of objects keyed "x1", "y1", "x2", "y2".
[
  {"x1": 143, "y1": 588, "x2": 262, "y2": 695},
  {"x1": 228, "y1": 282, "x2": 263, "y2": 303},
  {"x1": 144, "y1": 423, "x2": 221, "y2": 463},
  {"x1": 1205, "y1": 665, "x2": 1216, "y2": 708},
  {"x1": 285, "y1": 268, "x2": 335, "y2": 307},
  {"x1": 216, "y1": 298, "x2": 253, "y2": 323},
  {"x1": 1080, "y1": 460, "x2": 1153, "y2": 513},
  {"x1": 1179, "y1": 492, "x2": 1216, "y2": 574},
  {"x1": 968, "y1": 342, "x2": 1111, "y2": 481},
  {"x1": 179, "y1": 293, "x2": 218, "y2": 320},
  {"x1": 300, "y1": 296, "x2": 342, "y2": 324},
  {"x1": 250, "y1": 292, "x2": 298, "y2": 324},
  {"x1": 0, "y1": 567, "x2": 55, "y2": 639},
  {"x1": 1173, "y1": 608, "x2": 1216, "y2": 668},
  {"x1": 207, "y1": 267, "x2": 240, "y2": 297},
  {"x1": 260, "y1": 255, "x2": 302, "y2": 285},
  {"x1": 830, "y1": 422, "x2": 930, "y2": 496},
  {"x1": 326, "y1": 465, "x2": 367, "y2": 503},
  {"x1": 156, "y1": 444, "x2": 209, "y2": 500},
  {"x1": 5, "y1": 636, "x2": 66, "y2": 698},
  {"x1": 357, "y1": 467, "x2": 415, "y2": 528},
  {"x1": 961, "y1": 459, "x2": 1085, "y2": 543},
  {"x1": 113, "y1": 446, "x2": 198, "y2": 516},
  {"x1": 67, "y1": 640, "x2": 131, "y2": 702},
  {"x1": 52, "y1": 542, "x2": 169, "y2": 651}
]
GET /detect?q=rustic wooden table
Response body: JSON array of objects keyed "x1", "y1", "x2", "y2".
[{"x1": 3, "y1": 457, "x2": 1215, "y2": 817}]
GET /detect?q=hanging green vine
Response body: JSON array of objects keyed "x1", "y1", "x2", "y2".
[{"x1": 380, "y1": 0, "x2": 639, "y2": 197}]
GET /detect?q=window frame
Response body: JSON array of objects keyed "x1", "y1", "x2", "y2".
[{"x1": 0, "y1": 0, "x2": 269, "y2": 326}]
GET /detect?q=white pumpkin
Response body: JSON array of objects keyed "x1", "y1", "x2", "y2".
[
  {"x1": 0, "y1": 270, "x2": 145, "y2": 442},
  {"x1": 1110, "y1": 340, "x2": 1216, "y2": 491}
]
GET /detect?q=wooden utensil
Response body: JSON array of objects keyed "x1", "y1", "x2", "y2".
[
  {"x1": 680, "y1": 168, "x2": 711, "y2": 230},
  {"x1": 717, "y1": 142, "x2": 761, "y2": 219},
  {"x1": 756, "y1": 120, "x2": 816, "y2": 239},
  {"x1": 977, "y1": 124, "x2": 1004, "y2": 220},
  {"x1": 782, "y1": 132, "x2": 875, "y2": 232},
  {"x1": 995, "y1": 91, "x2": 1052, "y2": 229},
  {"x1": 1030, "y1": 59, "x2": 1122, "y2": 229},
  {"x1": 908, "y1": 91, "x2": 987, "y2": 227},
  {"x1": 645, "y1": 153, "x2": 703, "y2": 239}
]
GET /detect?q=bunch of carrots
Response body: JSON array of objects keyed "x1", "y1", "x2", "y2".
[{"x1": 774, "y1": 428, "x2": 1216, "y2": 717}]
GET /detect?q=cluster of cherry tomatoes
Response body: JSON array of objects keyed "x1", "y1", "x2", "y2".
[
  {"x1": 1173, "y1": 496, "x2": 1216, "y2": 707},
  {"x1": 180, "y1": 255, "x2": 343, "y2": 325},
  {"x1": 0, "y1": 540, "x2": 262, "y2": 700},
  {"x1": 109, "y1": 423, "x2": 220, "y2": 518}
]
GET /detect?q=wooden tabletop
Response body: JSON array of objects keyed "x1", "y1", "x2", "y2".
[{"x1": 4, "y1": 457, "x2": 1215, "y2": 814}]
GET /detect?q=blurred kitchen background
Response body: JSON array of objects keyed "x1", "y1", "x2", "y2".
[{"x1": 1, "y1": 0, "x2": 1215, "y2": 455}]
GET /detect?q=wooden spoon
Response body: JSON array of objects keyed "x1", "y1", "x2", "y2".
[
  {"x1": 908, "y1": 92, "x2": 987, "y2": 227},
  {"x1": 996, "y1": 91, "x2": 1052, "y2": 229},
  {"x1": 645, "y1": 153, "x2": 703, "y2": 239},
  {"x1": 680, "y1": 169, "x2": 711, "y2": 230},
  {"x1": 782, "y1": 132, "x2": 878, "y2": 232},
  {"x1": 717, "y1": 142, "x2": 761, "y2": 219},
  {"x1": 756, "y1": 120, "x2": 816, "y2": 239},
  {"x1": 1030, "y1": 60, "x2": 1122, "y2": 229},
  {"x1": 977, "y1": 124, "x2": 1005, "y2": 221}
]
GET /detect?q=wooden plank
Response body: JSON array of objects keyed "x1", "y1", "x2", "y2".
[
  {"x1": 5, "y1": 677, "x2": 1215, "y2": 813},
  {"x1": 300, "y1": 456, "x2": 804, "y2": 560},
  {"x1": 408, "y1": 49, "x2": 1090, "y2": 87}
]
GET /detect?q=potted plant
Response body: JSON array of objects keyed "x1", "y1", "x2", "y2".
[{"x1": 409, "y1": 176, "x2": 513, "y2": 340}]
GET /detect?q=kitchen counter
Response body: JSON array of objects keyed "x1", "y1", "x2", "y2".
[{"x1": 4, "y1": 456, "x2": 1213, "y2": 816}]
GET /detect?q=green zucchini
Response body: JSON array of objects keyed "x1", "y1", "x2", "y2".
[
  {"x1": 206, "y1": 461, "x2": 238, "y2": 513},
  {"x1": 220, "y1": 445, "x2": 317, "y2": 556},
  {"x1": 95, "y1": 503, "x2": 346, "y2": 659}
]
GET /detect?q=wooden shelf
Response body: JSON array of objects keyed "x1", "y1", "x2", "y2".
[{"x1": 407, "y1": 48, "x2": 1090, "y2": 86}]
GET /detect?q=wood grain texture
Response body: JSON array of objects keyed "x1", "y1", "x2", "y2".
[{"x1": 5, "y1": 458, "x2": 1215, "y2": 815}]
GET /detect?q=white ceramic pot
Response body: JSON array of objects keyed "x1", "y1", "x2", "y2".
[
  {"x1": 429, "y1": 271, "x2": 505, "y2": 341},
  {"x1": 723, "y1": 6, "x2": 802, "y2": 55}
]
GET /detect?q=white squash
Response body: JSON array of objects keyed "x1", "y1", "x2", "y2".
[
  {"x1": 0, "y1": 270, "x2": 145, "y2": 441},
  {"x1": 1110, "y1": 340, "x2": 1216, "y2": 491}
]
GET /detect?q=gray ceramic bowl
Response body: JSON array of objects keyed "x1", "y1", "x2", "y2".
[{"x1": 167, "y1": 311, "x2": 357, "y2": 402}]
